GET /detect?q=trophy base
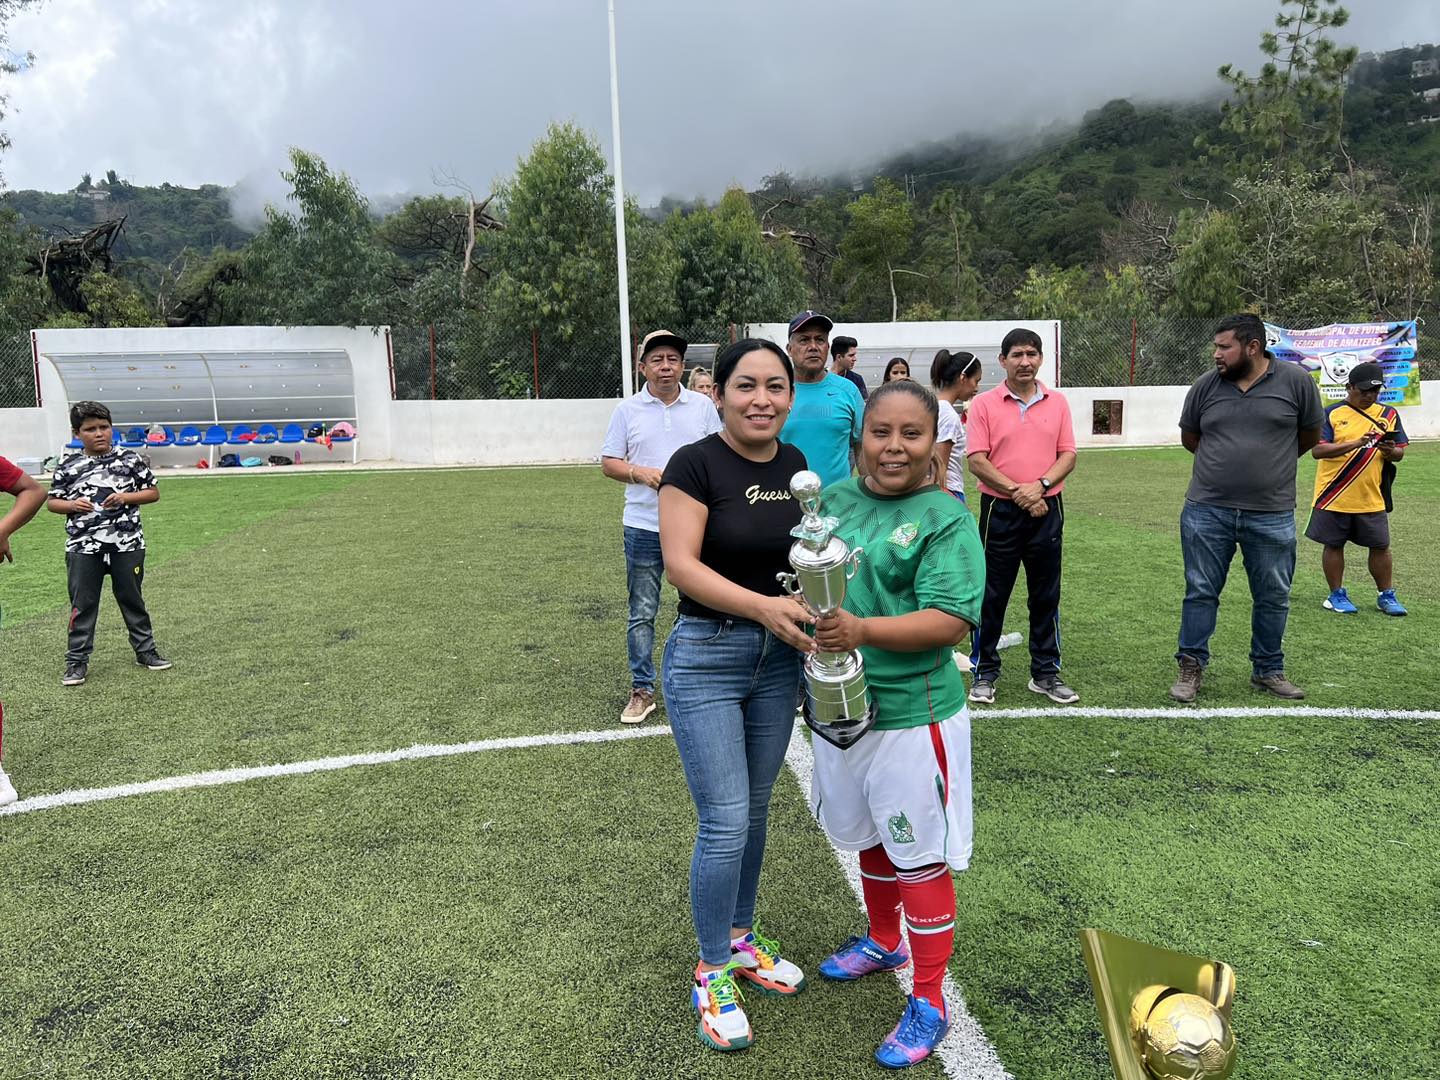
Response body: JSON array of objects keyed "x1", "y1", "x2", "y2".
[{"x1": 803, "y1": 696, "x2": 876, "y2": 749}]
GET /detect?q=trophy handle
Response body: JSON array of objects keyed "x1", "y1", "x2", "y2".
[
  {"x1": 1203, "y1": 961, "x2": 1236, "y2": 1019},
  {"x1": 776, "y1": 571, "x2": 800, "y2": 596},
  {"x1": 845, "y1": 547, "x2": 864, "y2": 580}
]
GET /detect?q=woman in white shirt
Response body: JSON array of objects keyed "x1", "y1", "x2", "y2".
[{"x1": 930, "y1": 349, "x2": 983, "y2": 502}]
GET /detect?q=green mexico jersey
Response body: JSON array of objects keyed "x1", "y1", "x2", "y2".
[{"x1": 821, "y1": 478, "x2": 985, "y2": 730}]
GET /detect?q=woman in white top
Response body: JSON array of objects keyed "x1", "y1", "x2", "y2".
[{"x1": 930, "y1": 349, "x2": 983, "y2": 502}]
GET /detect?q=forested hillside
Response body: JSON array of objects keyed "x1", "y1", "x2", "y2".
[{"x1": 0, "y1": 12, "x2": 1434, "y2": 401}]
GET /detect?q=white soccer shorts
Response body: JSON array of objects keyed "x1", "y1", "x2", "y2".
[{"x1": 810, "y1": 708, "x2": 973, "y2": 872}]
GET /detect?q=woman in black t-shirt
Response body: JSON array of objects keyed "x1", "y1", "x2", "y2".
[{"x1": 658, "y1": 339, "x2": 814, "y2": 1052}]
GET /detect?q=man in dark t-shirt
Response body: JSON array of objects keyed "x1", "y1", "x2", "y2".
[
  {"x1": 1171, "y1": 314, "x2": 1323, "y2": 703},
  {"x1": 831, "y1": 336, "x2": 868, "y2": 400}
]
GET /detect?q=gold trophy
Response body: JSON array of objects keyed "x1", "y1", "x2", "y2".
[{"x1": 1080, "y1": 928, "x2": 1237, "y2": 1080}]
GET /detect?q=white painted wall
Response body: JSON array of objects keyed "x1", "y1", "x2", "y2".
[
  {"x1": 1062, "y1": 380, "x2": 1440, "y2": 447},
  {"x1": 391, "y1": 398, "x2": 618, "y2": 466},
  {"x1": 746, "y1": 319, "x2": 1061, "y2": 389},
  {"x1": 5, "y1": 324, "x2": 1437, "y2": 468}
]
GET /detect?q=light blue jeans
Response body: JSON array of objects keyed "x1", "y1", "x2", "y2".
[
  {"x1": 623, "y1": 526, "x2": 664, "y2": 691},
  {"x1": 662, "y1": 616, "x2": 803, "y2": 965},
  {"x1": 1178, "y1": 500, "x2": 1297, "y2": 676}
]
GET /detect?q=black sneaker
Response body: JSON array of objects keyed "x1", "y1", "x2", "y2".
[
  {"x1": 136, "y1": 650, "x2": 173, "y2": 671},
  {"x1": 1027, "y1": 675, "x2": 1080, "y2": 704},
  {"x1": 968, "y1": 679, "x2": 996, "y2": 704},
  {"x1": 62, "y1": 661, "x2": 88, "y2": 686}
]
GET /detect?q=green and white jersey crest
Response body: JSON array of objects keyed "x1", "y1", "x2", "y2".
[{"x1": 887, "y1": 522, "x2": 919, "y2": 548}]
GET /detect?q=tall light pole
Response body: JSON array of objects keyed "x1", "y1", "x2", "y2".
[{"x1": 607, "y1": 0, "x2": 634, "y2": 397}]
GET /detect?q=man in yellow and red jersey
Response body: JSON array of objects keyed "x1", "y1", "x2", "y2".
[{"x1": 1306, "y1": 362, "x2": 1409, "y2": 617}]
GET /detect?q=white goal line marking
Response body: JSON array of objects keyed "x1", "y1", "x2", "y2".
[
  {"x1": 783, "y1": 728, "x2": 1012, "y2": 1080},
  {"x1": 3, "y1": 704, "x2": 1432, "y2": 820}
]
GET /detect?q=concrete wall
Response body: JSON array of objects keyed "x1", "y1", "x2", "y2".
[
  {"x1": 747, "y1": 319, "x2": 1061, "y2": 389},
  {"x1": 391, "y1": 398, "x2": 618, "y2": 466},
  {"x1": 6, "y1": 324, "x2": 1437, "y2": 467},
  {"x1": 1062, "y1": 380, "x2": 1440, "y2": 448}
]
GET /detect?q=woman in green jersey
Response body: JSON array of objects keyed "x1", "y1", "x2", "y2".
[{"x1": 808, "y1": 379, "x2": 986, "y2": 1069}]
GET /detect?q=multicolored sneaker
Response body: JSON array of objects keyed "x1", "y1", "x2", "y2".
[
  {"x1": 875, "y1": 993, "x2": 950, "y2": 1069},
  {"x1": 730, "y1": 925, "x2": 806, "y2": 995},
  {"x1": 692, "y1": 963, "x2": 751, "y2": 1051},
  {"x1": 1377, "y1": 589, "x2": 1408, "y2": 617},
  {"x1": 819, "y1": 933, "x2": 911, "y2": 981}
]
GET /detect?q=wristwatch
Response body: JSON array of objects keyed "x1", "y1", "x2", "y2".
[{"x1": 1039, "y1": 477, "x2": 1053, "y2": 492}]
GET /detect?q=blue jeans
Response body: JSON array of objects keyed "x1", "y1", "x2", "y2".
[
  {"x1": 662, "y1": 616, "x2": 803, "y2": 965},
  {"x1": 623, "y1": 526, "x2": 664, "y2": 691},
  {"x1": 1178, "y1": 500, "x2": 1297, "y2": 676}
]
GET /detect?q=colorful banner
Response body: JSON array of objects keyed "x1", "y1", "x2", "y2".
[{"x1": 1266, "y1": 321, "x2": 1421, "y2": 407}]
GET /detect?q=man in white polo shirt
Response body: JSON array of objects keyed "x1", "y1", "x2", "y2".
[{"x1": 601, "y1": 330, "x2": 723, "y2": 724}]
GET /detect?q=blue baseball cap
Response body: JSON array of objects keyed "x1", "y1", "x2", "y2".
[{"x1": 788, "y1": 311, "x2": 833, "y2": 337}]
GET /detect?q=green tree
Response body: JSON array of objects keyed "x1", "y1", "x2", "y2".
[
  {"x1": 835, "y1": 179, "x2": 918, "y2": 321},
  {"x1": 1214, "y1": 0, "x2": 1359, "y2": 169},
  {"x1": 920, "y1": 187, "x2": 982, "y2": 318},
  {"x1": 1165, "y1": 209, "x2": 1245, "y2": 317},
  {"x1": 665, "y1": 189, "x2": 806, "y2": 339},
  {"x1": 624, "y1": 200, "x2": 681, "y2": 335},
  {"x1": 485, "y1": 123, "x2": 622, "y2": 396},
  {"x1": 230, "y1": 148, "x2": 398, "y2": 326}
]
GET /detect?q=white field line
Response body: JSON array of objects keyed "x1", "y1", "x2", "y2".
[
  {"x1": 984, "y1": 706, "x2": 1440, "y2": 720},
  {"x1": 4, "y1": 705, "x2": 1432, "y2": 820},
  {"x1": 783, "y1": 728, "x2": 1012, "y2": 1080},
  {"x1": 0, "y1": 724, "x2": 675, "y2": 818}
]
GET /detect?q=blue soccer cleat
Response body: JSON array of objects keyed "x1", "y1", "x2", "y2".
[
  {"x1": 875, "y1": 993, "x2": 949, "y2": 1068},
  {"x1": 1323, "y1": 587, "x2": 1358, "y2": 614},
  {"x1": 1376, "y1": 589, "x2": 1408, "y2": 617},
  {"x1": 819, "y1": 933, "x2": 910, "y2": 981}
]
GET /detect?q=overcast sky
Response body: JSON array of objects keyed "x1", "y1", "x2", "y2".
[{"x1": 4, "y1": 0, "x2": 1437, "y2": 214}]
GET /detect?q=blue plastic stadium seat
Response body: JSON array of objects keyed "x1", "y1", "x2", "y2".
[
  {"x1": 201, "y1": 425, "x2": 228, "y2": 446},
  {"x1": 144, "y1": 427, "x2": 175, "y2": 448},
  {"x1": 227, "y1": 425, "x2": 255, "y2": 445},
  {"x1": 65, "y1": 437, "x2": 82, "y2": 449},
  {"x1": 121, "y1": 427, "x2": 146, "y2": 448},
  {"x1": 279, "y1": 423, "x2": 305, "y2": 444},
  {"x1": 254, "y1": 424, "x2": 280, "y2": 444},
  {"x1": 175, "y1": 425, "x2": 202, "y2": 446}
]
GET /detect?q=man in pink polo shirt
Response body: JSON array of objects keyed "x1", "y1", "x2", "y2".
[{"x1": 964, "y1": 328, "x2": 1078, "y2": 705}]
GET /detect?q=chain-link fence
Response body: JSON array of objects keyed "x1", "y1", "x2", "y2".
[
  {"x1": 390, "y1": 322, "x2": 735, "y2": 400},
  {"x1": 0, "y1": 332, "x2": 36, "y2": 409},
  {"x1": 1059, "y1": 317, "x2": 1217, "y2": 387}
]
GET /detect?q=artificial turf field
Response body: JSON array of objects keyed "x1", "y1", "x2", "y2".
[{"x1": 0, "y1": 446, "x2": 1437, "y2": 1080}]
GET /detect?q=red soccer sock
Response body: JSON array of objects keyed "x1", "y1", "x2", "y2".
[
  {"x1": 896, "y1": 863, "x2": 955, "y2": 1012},
  {"x1": 858, "y1": 845, "x2": 903, "y2": 952}
]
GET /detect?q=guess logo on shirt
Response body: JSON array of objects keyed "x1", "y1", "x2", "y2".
[{"x1": 745, "y1": 485, "x2": 792, "y2": 505}]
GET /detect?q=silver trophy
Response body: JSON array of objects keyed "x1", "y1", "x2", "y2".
[{"x1": 777, "y1": 470, "x2": 875, "y2": 749}]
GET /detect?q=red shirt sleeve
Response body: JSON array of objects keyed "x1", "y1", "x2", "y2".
[{"x1": 0, "y1": 455, "x2": 24, "y2": 495}]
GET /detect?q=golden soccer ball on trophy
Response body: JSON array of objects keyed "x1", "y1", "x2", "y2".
[{"x1": 1129, "y1": 985, "x2": 1236, "y2": 1080}]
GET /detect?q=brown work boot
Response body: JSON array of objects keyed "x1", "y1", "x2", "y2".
[
  {"x1": 620, "y1": 688, "x2": 657, "y2": 724},
  {"x1": 1168, "y1": 657, "x2": 1203, "y2": 703},
  {"x1": 1250, "y1": 672, "x2": 1305, "y2": 700}
]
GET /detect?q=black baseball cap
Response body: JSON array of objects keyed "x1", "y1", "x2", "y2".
[
  {"x1": 788, "y1": 311, "x2": 833, "y2": 337},
  {"x1": 1347, "y1": 362, "x2": 1385, "y2": 390}
]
